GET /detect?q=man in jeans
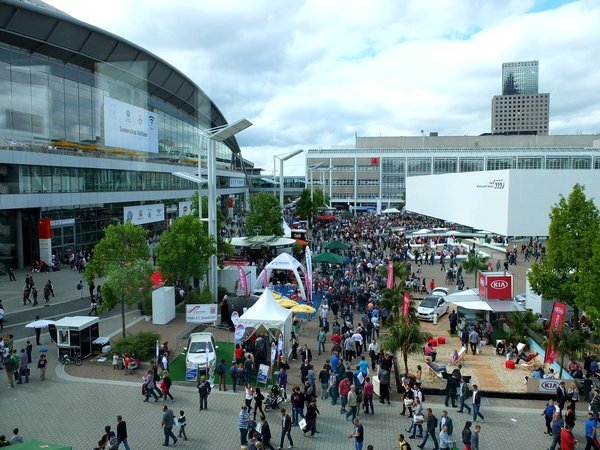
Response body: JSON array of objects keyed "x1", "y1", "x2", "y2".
[
  {"x1": 278, "y1": 408, "x2": 293, "y2": 450},
  {"x1": 457, "y1": 376, "x2": 472, "y2": 415},
  {"x1": 116, "y1": 415, "x2": 131, "y2": 450},
  {"x1": 418, "y1": 408, "x2": 438, "y2": 449},
  {"x1": 160, "y1": 405, "x2": 178, "y2": 447},
  {"x1": 472, "y1": 385, "x2": 485, "y2": 423}
]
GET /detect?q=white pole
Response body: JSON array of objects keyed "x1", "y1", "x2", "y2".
[
  {"x1": 279, "y1": 157, "x2": 285, "y2": 207},
  {"x1": 208, "y1": 138, "x2": 218, "y2": 304}
]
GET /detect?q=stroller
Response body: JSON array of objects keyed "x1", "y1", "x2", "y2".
[{"x1": 264, "y1": 384, "x2": 284, "y2": 411}]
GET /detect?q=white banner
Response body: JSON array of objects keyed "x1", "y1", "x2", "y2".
[
  {"x1": 124, "y1": 203, "x2": 164, "y2": 225},
  {"x1": 104, "y1": 96, "x2": 158, "y2": 153},
  {"x1": 234, "y1": 323, "x2": 245, "y2": 343},
  {"x1": 178, "y1": 201, "x2": 192, "y2": 217},
  {"x1": 305, "y1": 247, "x2": 313, "y2": 301},
  {"x1": 257, "y1": 363, "x2": 270, "y2": 385},
  {"x1": 185, "y1": 304, "x2": 218, "y2": 324}
]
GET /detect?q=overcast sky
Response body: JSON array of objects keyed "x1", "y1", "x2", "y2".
[{"x1": 45, "y1": 0, "x2": 600, "y2": 175}]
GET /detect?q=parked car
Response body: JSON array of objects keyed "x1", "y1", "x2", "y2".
[
  {"x1": 417, "y1": 294, "x2": 450, "y2": 321},
  {"x1": 185, "y1": 332, "x2": 218, "y2": 380},
  {"x1": 431, "y1": 287, "x2": 450, "y2": 297}
]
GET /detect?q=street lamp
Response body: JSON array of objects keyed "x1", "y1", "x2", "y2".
[
  {"x1": 308, "y1": 162, "x2": 325, "y2": 203},
  {"x1": 173, "y1": 118, "x2": 252, "y2": 305},
  {"x1": 274, "y1": 149, "x2": 303, "y2": 207}
]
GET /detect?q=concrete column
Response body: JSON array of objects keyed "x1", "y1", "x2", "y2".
[{"x1": 16, "y1": 209, "x2": 24, "y2": 269}]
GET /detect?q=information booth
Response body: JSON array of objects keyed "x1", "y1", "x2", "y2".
[{"x1": 50, "y1": 316, "x2": 100, "y2": 359}]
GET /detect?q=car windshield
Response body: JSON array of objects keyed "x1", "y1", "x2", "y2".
[
  {"x1": 420, "y1": 298, "x2": 438, "y2": 308},
  {"x1": 189, "y1": 341, "x2": 213, "y2": 353}
]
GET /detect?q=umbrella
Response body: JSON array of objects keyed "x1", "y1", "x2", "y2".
[
  {"x1": 278, "y1": 299, "x2": 299, "y2": 308},
  {"x1": 311, "y1": 252, "x2": 345, "y2": 264},
  {"x1": 25, "y1": 319, "x2": 55, "y2": 328},
  {"x1": 291, "y1": 304, "x2": 316, "y2": 314},
  {"x1": 382, "y1": 207, "x2": 401, "y2": 214},
  {"x1": 323, "y1": 240, "x2": 351, "y2": 250}
]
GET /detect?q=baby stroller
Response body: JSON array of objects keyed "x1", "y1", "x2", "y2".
[{"x1": 264, "y1": 384, "x2": 284, "y2": 411}]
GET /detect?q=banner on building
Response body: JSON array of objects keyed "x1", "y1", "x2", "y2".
[
  {"x1": 124, "y1": 203, "x2": 165, "y2": 225},
  {"x1": 178, "y1": 201, "x2": 192, "y2": 217},
  {"x1": 544, "y1": 301, "x2": 567, "y2": 364}
]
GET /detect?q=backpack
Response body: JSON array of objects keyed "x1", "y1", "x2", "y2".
[
  {"x1": 402, "y1": 442, "x2": 412, "y2": 450},
  {"x1": 108, "y1": 435, "x2": 118, "y2": 449},
  {"x1": 217, "y1": 364, "x2": 225, "y2": 375}
]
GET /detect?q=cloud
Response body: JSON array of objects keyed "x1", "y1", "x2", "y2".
[{"x1": 46, "y1": 0, "x2": 600, "y2": 174}]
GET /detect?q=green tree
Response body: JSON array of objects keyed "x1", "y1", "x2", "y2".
[
  {"x1": 245, "y1": 193, "x2": 283, "y2": 236},
  {"x1": 529, "y1": 184, "x2": 600, "y2": 324},
  {"x1": 505, "y1": 309, "x2": 541, "y2": 344},
  {"x1": 100, "y1": 260, "x2": 154, "y2": 336},
  {"x1": 190, "y1": 192, "x2": 234, "y2": 266},
  {"x1": 295, "y1": 188, "x2": 329, "y2": 225},
  {"x1": 156, "y1": 214, "x2": 216, "y2": 285},
  {"x1": 542, "y1": 327, "x2": 591, "y2": 378},
  {"x1": 461, "y1": 252, "x2": 489, "y2": 286},
  {"x1": 576, "y1": 234, "x2": 600, "y2": 329},
  {"x1": 84, "y1": 222, "x2": 150, "y2": 284},
  {"x1": 380, "y1": 318, "x2": 430, "y2": 375}
]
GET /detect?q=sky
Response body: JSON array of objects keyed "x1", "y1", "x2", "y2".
[{"x1": 44, "y1": 0, "x2": 600, "y2": 175}]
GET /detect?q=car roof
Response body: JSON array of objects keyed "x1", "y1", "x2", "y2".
[{"x1": 188, "y1": 332, "x2": 214, "y2": 342}]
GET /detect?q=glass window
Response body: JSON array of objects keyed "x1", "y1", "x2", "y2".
[{"x1": 459, "y1": 158, "x2": 484, "y2": 173}]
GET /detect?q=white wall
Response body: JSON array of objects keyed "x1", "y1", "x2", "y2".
[{"x1": 406, "y1": 169, "x2": 600, "y2": 236}]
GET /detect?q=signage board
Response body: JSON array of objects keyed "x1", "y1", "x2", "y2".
[
  {"x1": 234, "y1": 323, "x2": 245, "y2": 343},
  {"x1": 257, "y1": 363, "x2": 270, "y2": 384},
  {"x1": 178, "y1": 201, "x2": 192, "y2": 217},
  {"x1": 124, "y1": 203, "x2": 164, "y2": 225},
  {"x1": 104, "y1": 96, "x2": 158, "y2": 153},
  {"x1": 479, "y1": 272, "x2": 513, "y2": 300},
  {"x1": 185, "y1": 304, "x2": 218, "y2": 324}
]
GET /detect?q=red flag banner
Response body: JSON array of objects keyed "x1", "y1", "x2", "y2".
[
  {"x1": 236, "y1": 265, "x2": 249, "y2": 296},
  {"x1": 403, "y1": 292, "x2": 411, "y2": 323},
  {"x1": 386, "y1": 260, "x2": 394, "y2": 289},
  {"x1": 544, "y1": 301, "x2": 567, "y2": 364}
]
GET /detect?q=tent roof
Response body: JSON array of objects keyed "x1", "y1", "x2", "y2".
[
  {"x1": 239, "y1": 288, "x2": 292, "y2": 327},
  {"x1": 265, "y1": 252, "x2": 306, "y2": 272}
]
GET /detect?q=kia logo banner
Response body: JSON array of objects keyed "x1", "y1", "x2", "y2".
[
  {"x1": 479, "y1": 273, "x2": 513, "y2": 299},
  {"x1": 490, "y1": 280, "x2": 508, "y2": 289}
]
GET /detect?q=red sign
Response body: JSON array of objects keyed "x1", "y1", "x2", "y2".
[
  {"x1": 370, "y1": 157, "x2": 380, "y2": 166},
  {"x1": 403, "y1": 292, "x2": 411, "y2": 323},
  {"x1": 545, "y1": 301, "x2": 567, "y2": 364},
  {"x1": 386, "y1": 260, "x2": 394, "y2": 289},
  {"x1": 38, "y1": 218, "x2": 51, "y2": 239},
  {"x1": 479, "y1": 272, "x2": 513, "y2": 299}
]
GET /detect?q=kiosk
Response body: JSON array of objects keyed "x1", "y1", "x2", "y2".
[{"x1": 50, "y1": 316, "x2": 100, "y2": 359}]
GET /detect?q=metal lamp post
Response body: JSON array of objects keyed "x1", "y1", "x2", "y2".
[
  {"x1": 274, "y1": 149, "x2": 303, "y2": 207},
  {"x1": 308, "y1": 162, "x2": 325, "y2": 203}
]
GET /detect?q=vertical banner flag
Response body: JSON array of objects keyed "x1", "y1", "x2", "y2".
[
  {"x1": 305, "y1": 247, "x2": 313, "y2": 302},
  {"x1": 386, "y1": 260, "x2": 394, "y2": 289},
  {"x1": 234, "y1": 323, "x2": 245, "y2": 344},
  {"x1": 403, "y1": 292, "x2": 411, "y2": 322},
  {"x1": 155, "y1": 340, "x2": 160, "y2": 361},
  {"x1": 236, "y1": 265, "x2": 249, "y2": 296},
  {"x1": 544, "y1": 301, "x2": 567, "y2": 364},
  {"x1": 270, "y1": 342, "x2": 277, "y2": 368}
]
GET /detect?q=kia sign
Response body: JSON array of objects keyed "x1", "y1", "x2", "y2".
[
  {"x1": 539, "y1": 379, "x2": 561, "y2": 392},
  {"x1": 479, "y1": 272, "x2": 513, "y2": 300}
]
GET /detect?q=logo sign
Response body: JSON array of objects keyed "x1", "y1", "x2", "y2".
[
  {"x1": 483, "y1": 274, "x2": 513, "y2": 300},
  {"x1": 234, "y1": 323, "x2": 245, "y2": 343},
  {"x1": 186, "y1": 304, "x2": 217, "y2": 324},
  {"x1": 231, "y1": 311, "x2": 240, "y2": 327},
  {"x1": 539, "y1": 380, "x2": 561, "y2": 392},
  {"x1": 257, "y1": 363, "x2": 270, "y2": 385},
  {"x1": 490, "y1": 280, "x2": 508, "y2": 289},
  {"x1": 185, "y1": 366, "x2": 198, "y2": 382}
]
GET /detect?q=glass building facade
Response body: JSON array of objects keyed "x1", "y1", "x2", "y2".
[
  {"x1": 502, "y1": 60, "x2": 539, "y2": 95},
  {"x1": 0, "y1": 2, "x2": 248, "y2": 270}
]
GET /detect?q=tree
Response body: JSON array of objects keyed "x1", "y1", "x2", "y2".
[
  {"x1": 529, "y1": 184, "x2": 600, "y2": 324},
  {"x1": 380, "y1": 319, "x2": 430, "y2": 375},
  {"x1": 542, "y1": 327, "x2": 591, "y2": 379},
  {"x1": 84, "y1": 222, "x2": 150, "y2": 284},
  {"x1": 461, "y1": 252, "x2": 489, "y2": 287},
  {"x1": 576, "y1": 234, "x2": 600, "y2": 329},
  {"x1": 380, "y1": 286, "x2": 417, "y2": 324},
  {"x1": 84, "y1": 222, "x2": 150, "y2": 337},
  {"x1": 505, "y1": 309, "x2": 540, "y2": 344},
  {"x1": 245, "y1": 193, "x2": 283, "y2": 236},
  {"x1": 190, "y1": 192, "x2": 234, "y2": 266},
  {"x1": 295, "y1": 188, "x2": 329, "y2": 225},
  {"x1": 156, "y1": 214, "x2": 216, "y2": 285},
  {"x1": 100, "y1": 260, "x2": 154, "y2": 337}
]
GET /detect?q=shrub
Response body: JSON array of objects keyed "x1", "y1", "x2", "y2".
[
  {"x1": 185, "y1": 288, "x2": 212, "y2": 304},
  {"x1": 112, "y1": 331, "x2": 161, "y2": 361}
]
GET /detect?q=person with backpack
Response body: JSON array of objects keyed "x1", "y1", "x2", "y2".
[
  {"x1": 398, "y1": 433, "x2": 412, "y2": 450},
  {"x1": 230, "y1": 361, "x2": 238, "y2": 392},
  {"x1": 217, "y1": 359, "x2": 228, "y2": 391},
  {"x1": 417, "y1": 408, "x2": 438, "y2": 449},
  {"x1": 104, "y1": 425, "x2": 118, "y2": 450}
]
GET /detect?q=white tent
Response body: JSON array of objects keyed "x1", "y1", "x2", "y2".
[
  {"x1": 255, "y1": 253, "x2": 308, "y2": 300},
  {"x1": 239, "y1": 288, "x2": 293, "y2": 355},
  {"x1": 446, "y1": 289, "x2": 524, "y2": 312}
]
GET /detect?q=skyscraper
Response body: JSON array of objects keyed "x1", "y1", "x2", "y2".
[{"x1": 492, "y1": 60, "x2": 549, "y2": 135}]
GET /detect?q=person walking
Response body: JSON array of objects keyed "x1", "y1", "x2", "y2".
[
  {"x1": 37, "y1": 354, "x2": 47, "y2": 381},
  {"x1": 347, "y1": 418, "x2": 365, "y2": 450},
  {"x1": 585, "y1": 412, "x2": 599, "y2": 450},
  {"x1": 542, "y1": 400, "x2": 556, "y2": 435},
  {"x1": 177, "y1": 410, "x2": 187, "y2": 441},
  {"x1": 197, "y1": 375, "x2": 211, "y2": 410},
  {"x1": 472, "y1": 424, "x2": 481, "y2": 450},
  {"x1": 363, "y1": 376, "x2": 374, "y2": 414},
  {"x1": 116, "y1": 415, "x2": 131, "y2": 450},
  {"x1": 346, "y1": 385, "x2": 358, "y2": 421},
  {"x1": 8, "y1": 266, "x2": 16, "y2": 281},
  {"x1": 457, "y1": 376, "x2": 472, "y2": 415},
  {"x1": 18, "y1": 348, "x2": 29, "y2": 384},
  {"x1": 34, "y1": 315, "x2": 42, "y2": 345},
  {"x1": 259, "y1": 415, "x2": 276, "y2": 450},
  {"x1": 462, "y1": 421, "x2": 473, "y2": 450},
  {"x1": 161, "y1": 370, "x2": 174, "y2": 401},
  {"x1": 143, "y1": 370, "x2": 159, "y2": 402},
  {"x1": 217, "y1": 359, "x2": 228, "y2": 391},
  {"x1": 278, "y1": 407, "x2": 293, "y2": 450},
  {"x1": 160, "y1": 405, "x2": 178, "y2": 447},
  {"x1": 548, "y1": 411, "x2": 564, "y2": 450},
  {"x1": 472, "y1": 385, "x2": 485, "y2": 423},
  {"x1": 304, "y1": 398, "x2": 320, "y2": 438},
  {"x1": 254, "y1": 387, "x2": 266, "y2": 420},
  {"x1": 378, "y1": 366, "x2": 390, "y2": 404},
  {"x1": 417, "y1": 408, "x2": 438, "y2": 449},
  {"x1": 238, "y1": 405, "x2": 250, "y2": 446}
]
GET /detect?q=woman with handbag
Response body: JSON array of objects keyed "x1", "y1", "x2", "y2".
[
  {"x1": 401, "y1": 384, "x2": 414, "y2": 417},
  {"x1": 405, "y1": 398, "x2": 424, "y2": 438}
]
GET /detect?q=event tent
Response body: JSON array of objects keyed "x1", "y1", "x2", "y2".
[
  {"x1": 446, "y1": 289, "x2": 524, "y2": 312},
  {"x1": 239, "y1": 288, "x2": 293, "y2": 355},
  {"x1": 254, "y1": 252, "x2": 308, "y2": 300}
]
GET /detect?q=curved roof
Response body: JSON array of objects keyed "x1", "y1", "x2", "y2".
[{"x1": 0, "y1": 0, "x2": 240, "y2": 153}]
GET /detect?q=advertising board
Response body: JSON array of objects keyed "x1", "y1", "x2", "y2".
[
  {"x1": 104, "y1": 96, "x2": 158, "y2": 153},
  {"x1": 185, "y1": 304, "x2": 218, "y2": 324},
  {"x1": 123, "y1": 203, "x2": 164, "y2": 225}
]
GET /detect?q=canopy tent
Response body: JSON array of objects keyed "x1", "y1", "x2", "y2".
[
  {"x1": 323, "y1": 240, "x2": 351, "y2": 251},
  {"x1": 254, "y1": 252, "x2": 308, "y2": 301},
  {"x1": 311, "y1": 252, "x2": 345, "y2": 265},
  {"x1": 239, "y1": 288, "x2": 293, "y2": 356},
  {"x1": 283, "y1": 221, "x2": 293, "y2": 238},
  {"x1": 382, "y1": 207, "x2": 401, "y2": 214},
  {"x1": 446, "y1": 289, "x2": 524, "y2": 312}
]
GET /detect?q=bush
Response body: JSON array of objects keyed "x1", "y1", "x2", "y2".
[
  {"x1": 185, "y1": 288, "x2": 212, "y2": 304},
  {"x1": 112, "y1": 331, "x2": 161, "y2": 361}
]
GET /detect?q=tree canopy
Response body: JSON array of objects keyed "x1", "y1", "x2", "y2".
[
  {"x1": 156, "y1": 214, "x2": 216, "y2": 284},
  {"x1": 245, "y1": 192, "x2": 284, "y2": 236},
  {"x1": 100, "y1": 259, "x2": 154, "y2": 314},
  {"x1": 84, "y1": 222, "x2": 150, "y2": 285},
  {"x1": 190, "y1": 192, "x2": 234, "y2": 265},
  {"x1": 295, "y1": 188, "x2": 329, "y2": 224},
  {"x1": 461, "y1": 252, "x2": 489, "y2": 286},
  {"x1": 529, "y1": 183, "x2": 600, "y2": 322}
]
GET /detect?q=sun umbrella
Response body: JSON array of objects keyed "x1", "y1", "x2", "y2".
[
  {"x1": 278, "y1": 299, "x2": 299, "y2": 308},
  {"x1": 25, "y1": 319, "x2": 55, "y2": 328},
  {"x1": 291, "y1": 304, "x2": 316, "y2": 314},
  {"x1": 323, "y1": 240, "x2": 351, "y2": 250},
  {"x1": 271, "y1": 291, "x2": 283, "y2": 300},
  {"x1": 311, "y1": 252, "x2": 345, "y2": 265}
]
